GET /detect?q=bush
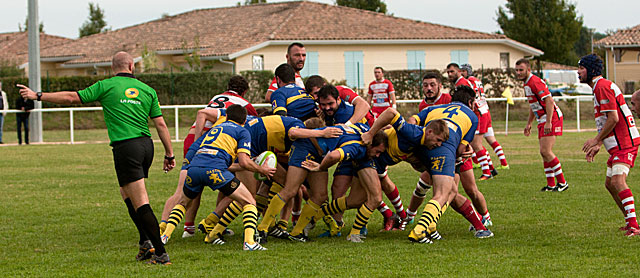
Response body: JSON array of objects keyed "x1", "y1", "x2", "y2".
[{"x1": 0, "y1": 70, "x2": 274, "y2": 109}]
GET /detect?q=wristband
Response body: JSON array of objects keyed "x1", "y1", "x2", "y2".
[
  {"x1": 345, "y1": 120, "x2": 353, "y2": 126},
  {"x1": 164, "y1": 155, "x2": 175, "y2": 161},
  {"x1": 392, "y1": 104, "x2": 397, "y2": 109}
]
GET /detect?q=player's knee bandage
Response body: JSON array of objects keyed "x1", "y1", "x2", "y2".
[
  {"x1": 607, "y1": 164, "x2": 630, "y2": 177},
  {"x1": 484, "y1": 127, "x2": 495, "y2": 137},
  {"x1": 413, "y1": 178, "x2": 432, "y2": 198}
]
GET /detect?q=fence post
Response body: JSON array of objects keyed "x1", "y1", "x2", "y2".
[
  {"x1": 174, "y1": 107, "x2": 179, "y2": 142},
  {"x1": 505, "y1": 102, "x2": 509, "y2": 135},
  {"x1": 576, "y1": 96, "x2": 581, "y2": 132},
  {"x1": 69, "y1": 110, "x2": 74, "y2": 144}
]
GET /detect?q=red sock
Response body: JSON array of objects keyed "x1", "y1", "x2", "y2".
[
  {"x1": 292, "y1": 210, "x2": 301, "y2": 223},
  {"x1": 549, "y1": 157, "x2": 566, "y2": 184},
  {"x1": 619, "y1": 189, "x2": 639, "y2": 229},
  {"x1": 385, "y1": 186, "x2": 406, "y2": 219},
  {"x1": 184, "y1": 222, "x2": 195, "y2": 232},
  {"x1": 490, "y1": 141, "x2": 508, "y2": 166},
  {"x1": 454, "y1": 199, "x2": 485, "y2": 231},
  {"x1": 472, "y1": 152, "x2": 479, "y2": 164},
  {"x1": 543, "y1": 161, "x2": 555, "y2": 187},
  {"x1": 378, "y1": 201, "x2": 393, "y2": 219}
]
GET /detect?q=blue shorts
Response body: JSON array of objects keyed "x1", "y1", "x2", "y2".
[
  {"x1": 333, "y1": 159, "x2": 377, "y2": 177},
  {"x1": 183, "y1": 166, "x2": 240, "y2": 199},
  {"x1": 416, "y1": 144, "x2": 456, "y2": 177},
  {"x1": 288, "y1": 141, "x2": 322, "y2": 168}
]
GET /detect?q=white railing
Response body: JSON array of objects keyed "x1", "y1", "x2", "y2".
[{"x1": 3, "y1": 95, "x2": 616, "y2": 144}]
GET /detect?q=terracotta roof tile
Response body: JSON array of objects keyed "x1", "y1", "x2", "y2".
[
  {"x1": 38, "y1": 1, "x2": 514, "y2": 65},
  {"x1": 0, "y1": 32, "x2": 72, "y2": 64},
  {"x1": 595, "y1": 25, "x2": 640, "y2": 46}
]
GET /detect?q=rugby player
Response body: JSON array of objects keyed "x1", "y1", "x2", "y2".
[
  {"x1": 266, "y1": 42, "x2": 306, "y2": 102},
  {"x1": 160, "y1": 75, "x2": 257, "y2": 239},
  {"x1": 367, "y1": 67, "x2": 396, "y2": 117},
  {"x1": 271, "y1": 63, "x2": 317, "y2": 121},
  {"x1": 579, "y1": 54, "x2": 640, "y2": 236},
  {"x1": 257, "y1": 124, "x2": 388, "y2": 243},
  {"x1": 460, "y1": 64, "x2": 509, "y2": 171},
  {"x1": 515, "y1": 59, "x2": 568, "y2": 192},
  {"x1": 363, "y1": 86, "x2": 492, "y2": 243},
  {"x1": 202, "y1": 115, "x2": 342, "y2": 244},
  {"x1": 447, "y1": 63, "x2": 496, "y2": 179},
  {"x1": 161, "y1": 105, "x2": 274, "y2": 250}
]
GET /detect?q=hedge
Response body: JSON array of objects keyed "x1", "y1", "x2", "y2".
[{"x1": 0, "y1": 70, "x2": 274, "y2": 109}]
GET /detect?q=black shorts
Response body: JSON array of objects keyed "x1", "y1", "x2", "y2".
[{"x1": 112, "y1": 136, "x2": 154, "y2": 186}]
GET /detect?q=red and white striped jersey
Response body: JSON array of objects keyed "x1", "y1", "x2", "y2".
[
  {"x1": 454, "y1": 76, "x2": 473, "y2": 88},
  {"x1": 368, "y1": 79, "x2": 395, "y2": 108},
  {"x1": 418, "y1": 93, "x2": 451, "y2": 111},
  {"x1": 524, "y1": 74, "x2": 563, "y2": 124},
  {"x1": 190, "y1": 91, "x2": 257, "y2": 130},
  {"x1": 468, "y1": 76, "x2": 489, "y2": 115},
  {"x1": 592, "y1": 77, "x2": 640, "y2": 152},
  {"x1": 267, "y1": 73, "x2": 305, "y2": 102}
]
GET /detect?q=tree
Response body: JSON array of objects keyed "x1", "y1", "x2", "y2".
[
  {"x1": 336, "y1": 0, "x2": 388, "y2": 14},
  {"x1": 18, "y1": 17, "x2": 44, "y2": 33},
  {"x1": 0, "y1": 59, "x2": 23, "y2": 78},
  {"x1": 79, "y1": 3, "x2": 108, "y2": 38},
  {"x1": 496, "y1": 0, "x2": 582, "y2": 65}
]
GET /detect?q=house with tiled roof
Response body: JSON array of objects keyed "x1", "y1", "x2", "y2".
[
  {"x1": 595, "y1": 24, "x2": 640, "y2": 93},
  {"x1": 32, "y1": 1, "x2": 542, "y2": 88},
  {"x1": 0, "y1": 31, "x2": 71, "y2": 71}
]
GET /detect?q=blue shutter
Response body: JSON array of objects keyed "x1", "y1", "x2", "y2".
[
  {"x1": 300, "y1": 51, "x2": 318, "y2": 77},
  {"x1": 344, "y1": 51, "x2": 364, "y2": 88},
  {"x1": 459, "y1": 50, "x2": 469, "y2": 64},
  {"x1": 450, "y1": 50, "x2": 468, "y2": 64},
  {"x1": 407, "y1": 50, "x2": 425, "y2": 70}
]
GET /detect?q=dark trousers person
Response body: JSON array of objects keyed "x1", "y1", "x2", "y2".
[{"x1": 17, "y1": 114, "x2": 29, "y2": 145}]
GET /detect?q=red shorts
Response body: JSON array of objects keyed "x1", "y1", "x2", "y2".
[
  {"x1": 183, "y1": 133, "x2": 196, "y2": 158},
  {"x1": 607, "y1": 146, "x2": 639, "y2": 168},
  {"x1": 538, "y1": 117, "x2": 563, "y2": 139},
  {"x1": 459, "y1": 158, "x2": 473, "y2": 172},
  {"x1": 476, "y1": 112, "x2": 492, "y2": 134},
  {"x1": 371, "y1": 106, "x2": 391, "y2": 117}
]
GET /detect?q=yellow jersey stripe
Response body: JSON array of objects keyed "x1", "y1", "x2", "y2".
[
  {"x1": 286, "y1": 94, "x2": 313, "y2": 105},
  {"x1": 339, "y1": 140, "x2": 362, "y2": 148},
  {"x1": 273, "y1": 107, "x2": 287, "y2": 113},
  {"x1": 337, "y1": 149, "x2": 345, "y2": 161}
]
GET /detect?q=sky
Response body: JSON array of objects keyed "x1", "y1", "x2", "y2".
[{"x1": 1, "y1": 0, "x2": 638, "y2": 39}]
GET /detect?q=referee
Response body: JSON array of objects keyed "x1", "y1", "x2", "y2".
[{"x1": 18, "y1": 52, "x2": 175, "y2": 265}]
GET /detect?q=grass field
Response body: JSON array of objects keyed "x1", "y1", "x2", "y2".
[{"x1": 1, "y1": 131, "x2": 638, "y2": 277}]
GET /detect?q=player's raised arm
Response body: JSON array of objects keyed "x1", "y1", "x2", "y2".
[
  {"x1": 17, "y1": 84, "x2": 81, "y2": 105},
  {"x1": 194, "y1": 108, "x2": 219, "y2": 138},
  {"x1": 362, "y1": 108, "x2": 399, "y2": 144},
  {"x1": 347, "y1": 96, "x2": 371, "y2": 125}
]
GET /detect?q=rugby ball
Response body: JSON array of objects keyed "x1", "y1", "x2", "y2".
[{"x1": 254, "y1": 151, "x2": 277, "y2": 181}]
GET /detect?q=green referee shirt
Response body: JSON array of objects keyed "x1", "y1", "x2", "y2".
[{"x1": 77, "y1": 73, "x2": 162, "y2": 145}]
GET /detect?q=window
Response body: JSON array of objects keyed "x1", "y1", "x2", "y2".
[
  {"x1": 300, "y1": 51, "x2": 319, "y2": 77},
  {"x1": 450, "y1": 50, "x2": 469, "y2": 65},
  {"x1": 407, "y1": 50, "x2": 426, "y2": 70},
  {"x1": 252, "y1": 55, "x2": 264, "y2": 70},
  {"x1": 344, "y1": 51, "x2": 364, "y2": 88},
  {"x1": 500, "y1": 52, "x2": 510, "y2": 69}
]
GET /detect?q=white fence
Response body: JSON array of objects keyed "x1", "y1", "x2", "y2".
[{"x1": 2, "y1": 95, "x2": 615, "y2": 144}]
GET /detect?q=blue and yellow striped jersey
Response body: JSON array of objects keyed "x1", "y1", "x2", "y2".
[
  {"x1": 309, "y1": 124, "x2": 369, "y2": 162},
  {"x1": 271, "y1": 84, "x2": 317, "y2": 120},
  {"x1": 325, "y1": 99, "x2": 369, "y2": 126},
  {"x1": 189, "y1": 120, "x2": 252, "y2": 169},
  {"x1": 244, "y1": 115, "x2": 305, "y2": 156},
  {"x1": 410, "y1": 102, "x2": 478, "y2": 146},
  {"x1": 376, "y1": 128, "x2": 415, "y2": 166}
]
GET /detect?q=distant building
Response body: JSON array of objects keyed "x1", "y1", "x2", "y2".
[
  {"x1": 0, "y1": 32, "x2": 71, "y2": 73},
  {"x1": 27, "y1": 1, "x2": 542, "y2": 88},
  {"x1": 595, "y1": 24, "x2": 640, "y2": 93}
]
